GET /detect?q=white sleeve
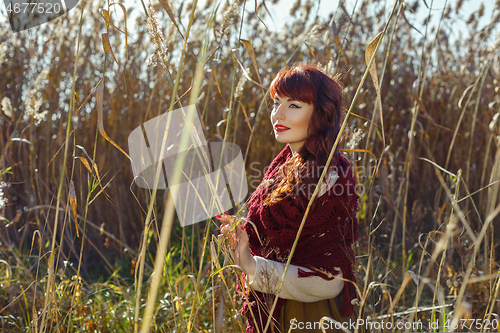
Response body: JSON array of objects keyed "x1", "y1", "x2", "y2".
[{"x1": 247, "y1": 256, "x2": 344, "y2": 303}]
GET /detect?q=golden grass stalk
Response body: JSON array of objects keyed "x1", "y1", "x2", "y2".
[
  {"x1": 137, "y1": 1, "x2": 230, "y2": 331},
  {"x1": 38, "y1": 1, "x2": 87, "y2": 331},
  {"x1": 362, "y1": 1, "x2": 402, "y2": 173}
]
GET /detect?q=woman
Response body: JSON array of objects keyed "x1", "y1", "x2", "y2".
[{"x1": 217, "y1": 64, "x2": 359, "y2": 333}]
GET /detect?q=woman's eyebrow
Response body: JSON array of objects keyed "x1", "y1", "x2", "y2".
[{"x1": 274, "y1": 97, "x2": 300, "y2": 102}]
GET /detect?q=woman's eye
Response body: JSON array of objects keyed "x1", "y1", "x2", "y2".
[{"x1": 290, "y1": 104, "x2": 299, "y2": 108}]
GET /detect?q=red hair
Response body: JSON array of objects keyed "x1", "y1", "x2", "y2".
[{"x1": 264, "y1": 64, "x2": 346, "y2": 209}]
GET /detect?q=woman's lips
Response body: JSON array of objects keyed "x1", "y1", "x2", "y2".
[{"x1": 275, "y1": 125, "x2": 290, "y2": 132}]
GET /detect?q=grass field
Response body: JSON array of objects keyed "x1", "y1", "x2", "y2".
[{"x1": 0, "y1": 0, "x2": 500, "y2": 332}]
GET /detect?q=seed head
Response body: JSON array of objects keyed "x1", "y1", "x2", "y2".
[
  {"x1": 290, "y1": 0, "x2": 301, "y2": 16},
  {"x1": 221, "y1": 1, "x2": 241, "y2": 40},
  {"x1": 146, "y1": 0, "x2": 168, "y2": 68},
  {"x1": 477, "y1": 3, "x2": 484, "y2": 18},
  {"x1": 306, "y1": 24, "x2": 323, "y2": 48},
  {"x1": 0, "y1": 41, "x2": 6, "y2": 66},
  {"x1": 25, "y1": 89, "x2": 45, "y2": 125},
  {"x1": 0, "y1": 182, "x2": 9, "y2": 210},
  {"x1": 234, "y1": 70, "x2": 249, "y2": 99},
  {"x1": 34, "y1": 67, "x2": 50, "y2": 87},
  {"x1": 346, "y1": 128, "x2": 365, "y2": 150},
  {"x1": 1, "y1": 97, "x2": 13, "y2": 119},
  {"x1": 316, "y1": 61, "x2": 336, "y2": 77}
]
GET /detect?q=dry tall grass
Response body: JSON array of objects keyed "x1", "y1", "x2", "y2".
[{"x1": 0, "y1": 0, "x2": 499, "y2": 332}]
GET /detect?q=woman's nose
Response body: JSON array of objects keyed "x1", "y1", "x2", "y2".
[{"x1": 273, "y1": 105, "x2": 285, "y2": 121}]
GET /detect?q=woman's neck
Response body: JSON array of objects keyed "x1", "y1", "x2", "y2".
[{"x1": 288, "y1": 142, "x2": 303, "y2": 156}]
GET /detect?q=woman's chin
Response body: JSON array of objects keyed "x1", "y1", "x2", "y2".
[{"x1": 274, "y1": 134, "x2": 287, "y2": 143}]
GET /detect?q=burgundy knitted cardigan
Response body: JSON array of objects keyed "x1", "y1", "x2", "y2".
[{"x1": 238, "y1": 144, "x2": 359, "y2": 333}]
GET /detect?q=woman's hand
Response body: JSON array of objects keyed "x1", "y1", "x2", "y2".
[{"x1": 216, "y1": 213, "x2": 256, "y2": 280}]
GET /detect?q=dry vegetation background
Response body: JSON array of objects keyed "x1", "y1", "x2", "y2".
[{"x1": 1, "y1": 0, "x2": 500, "y2": 331}]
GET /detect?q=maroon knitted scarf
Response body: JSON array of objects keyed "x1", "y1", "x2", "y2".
[{"x1": 238, "y1": 144, "x2": 359, "y2": 333}]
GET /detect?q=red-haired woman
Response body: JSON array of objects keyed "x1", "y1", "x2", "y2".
[{"x1": 218, "y1": 64, "x2": 359, "y2": 333}]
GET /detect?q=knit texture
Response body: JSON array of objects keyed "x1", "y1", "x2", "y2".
[{"x1": 238, "y1": 144, "x2": 359, "y2": 333}]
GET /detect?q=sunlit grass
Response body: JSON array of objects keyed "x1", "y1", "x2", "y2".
[{"x1": 0, "y1": 0, "x2": 499, "y2": 332}]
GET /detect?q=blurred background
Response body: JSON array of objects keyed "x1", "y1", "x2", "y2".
[{"x1": 1, "y1": 0, "x2": 499, "y2": 331}]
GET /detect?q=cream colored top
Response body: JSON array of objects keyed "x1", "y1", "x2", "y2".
[{"x1": 247, "y1": 256, "x2": 344, "y2": 302}]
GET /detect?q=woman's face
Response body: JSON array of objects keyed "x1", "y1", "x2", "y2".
[{"x1": 271, "y1": 94, "x2": 314, "y2": 153}]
